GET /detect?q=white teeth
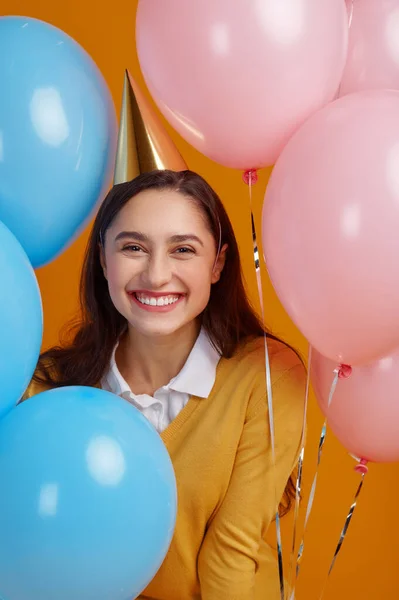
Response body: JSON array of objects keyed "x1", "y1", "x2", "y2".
[{"x1": 135, "y1": 294, "x2": 180, "y2": 307}]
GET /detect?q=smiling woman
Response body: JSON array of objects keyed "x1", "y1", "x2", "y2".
[
  {"x1": 23, "y1": 169, "x2": 306, "y2": 600},
  {"x1": 100, "y1": 184, "x2": 226, "y2": 348}
]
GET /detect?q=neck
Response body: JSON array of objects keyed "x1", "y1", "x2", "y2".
[{"x1": 116, "y1": 320, "x2": 201, "y2": 396}]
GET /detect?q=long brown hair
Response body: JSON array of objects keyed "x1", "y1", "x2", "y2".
[{"x1": 34, "y1": 169, "x2": 297, "y2": 514}]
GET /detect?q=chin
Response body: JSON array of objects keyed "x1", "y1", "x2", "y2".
[{"x1": 131, "y1": 321, "x2": 186, "y2": 338}]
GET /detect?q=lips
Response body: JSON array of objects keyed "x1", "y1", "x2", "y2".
[
  {"x1": 135, "y1": 292, "x2": 180, "y2": 307},
  {"x1": 127, "y1": 291, "x2": 185, "y2": 312}
]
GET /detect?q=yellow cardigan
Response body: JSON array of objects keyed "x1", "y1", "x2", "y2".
[{"x1": 24, "y1": 337, "x2": 306, "y2": 600}]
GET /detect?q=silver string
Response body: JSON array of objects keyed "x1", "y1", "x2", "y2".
[
  {"x1": 288, "y1": 345, "x2": 312, "y2": 593},
  {"x1": 212, "y1": 218, "x2": 222, "y2": 272},
  {"x1": 247, "y1": 172, "x2": 285, "y2": 600},
  {"x1": 348, "y1": 0, "x2": 355, "y2": 28}
]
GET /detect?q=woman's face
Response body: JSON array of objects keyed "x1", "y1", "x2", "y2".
[{"x1": 101, "y1": 188, "x2": 226, "y2": 339}]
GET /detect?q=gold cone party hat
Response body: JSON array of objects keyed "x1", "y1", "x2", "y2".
[{"x1": 113, "y1": 70, "x2": 187, "y2": 184}]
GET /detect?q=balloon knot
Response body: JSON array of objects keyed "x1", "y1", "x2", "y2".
[
  {"x1": 354, "y1": 458, "x2": 368, "y2": 475},
  {"x1": 338, "y1": 364, "x2": 352, "y2": 379},
  {"x1": 242, "y1": 169, "x2": 258, "y2": 185}
]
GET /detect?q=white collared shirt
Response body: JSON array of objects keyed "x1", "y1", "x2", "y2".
[{"x1": 101, "y1": 328, "x2": 221, "y2": 433}]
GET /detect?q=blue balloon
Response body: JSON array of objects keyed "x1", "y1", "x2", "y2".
[
  {"x1": 0, "y1": 16, "x2": 117, "y2": 267},
  {"x1": 0, "y1": 386, "x2": 177, "y2": 600},
  {"x1": 0, "y1": 220, "x2": 42, "y2": 417}
]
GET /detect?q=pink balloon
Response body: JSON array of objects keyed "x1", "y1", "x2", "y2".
[
  {"x1": 262, "y1": 90, "x2": 399, "y2": 366},
  {"x1": 136, "y1": 0, "x2": 348, "y2": 170},
  {"x1": 345, "y1": 0, "x2": 354, "y2": 19},
  {"x1": 341, "y1": 0, "x2": 399, "y2": 96},
  {"x1": 312, "y1": 348, "x2": 399, "y2": 463}
]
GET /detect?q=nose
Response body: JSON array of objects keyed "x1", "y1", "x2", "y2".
[{"x1": 142, "y1": 251, "x2": 173, "y2": 289}]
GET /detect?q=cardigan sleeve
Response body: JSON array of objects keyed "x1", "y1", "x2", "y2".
[{"x1": 197, "y1": 361, "x2": 306, "y2": 600}]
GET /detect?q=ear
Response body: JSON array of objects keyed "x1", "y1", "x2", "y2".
[
  {"x1": 99, "y1": 244, "x2": 107, "y2": 280},
  {"x1": 211, "y1": 243, "x2": 228, "y2": 284}
]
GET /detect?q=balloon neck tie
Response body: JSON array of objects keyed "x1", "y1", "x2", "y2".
[
  {"x1": 355, "y1": 458, "x2": 369, "y2": 475},
  {"x1": 338, "y1": 364, "x2": 352, "y2": 379},
  {"x1": 242, "y1": 169, "x2": 258, "y2": 185}
]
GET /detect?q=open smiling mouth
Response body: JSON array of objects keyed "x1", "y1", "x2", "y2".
[{"x1": 128, "y1": 292, "x2": 185, "y2": 311}]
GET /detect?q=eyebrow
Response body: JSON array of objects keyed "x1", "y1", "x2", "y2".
[{"x1": 114, "y1": 231, "x2": 204, "y2": 247}]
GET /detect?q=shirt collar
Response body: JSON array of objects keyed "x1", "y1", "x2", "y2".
[
  {"x1": 103, "y1": 344, "x2": 131, "y2": 398},
  {"x1": 168, "y1": 328, "x2": 220, "y2": 398},
  {"x1": 102, "y1": 327, "x2": 221, "y2": 399}
]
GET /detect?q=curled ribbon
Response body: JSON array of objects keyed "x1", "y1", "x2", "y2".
[
  {"x1": 319, "y1": 466, "x2": 367, "y2": 599},
  {"x1": 289, "y1": 365, "x2": 343, "y2": 599}
]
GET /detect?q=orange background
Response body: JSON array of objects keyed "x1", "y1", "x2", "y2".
[{"x1": 3, "y1": 1, "x2": 397, "y2": 598}]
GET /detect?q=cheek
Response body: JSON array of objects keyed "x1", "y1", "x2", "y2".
[
  {"x1": 104, "y1": 256, "x2": 136, "y2": 294},
  {"x1": 184, "y1": 263, "x2": 213, "y2": 300}
]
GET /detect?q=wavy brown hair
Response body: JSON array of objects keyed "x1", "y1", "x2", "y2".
[{"x1": 33, "y1": 169, "x2": 298, "y2": 515}]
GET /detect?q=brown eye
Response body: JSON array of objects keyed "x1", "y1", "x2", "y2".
[
  {"x1": 122, "y1": 244, "x2": 143, "y2": 253},
  {"x1": 174, "y1": 247, "x2": 195, "y2": 254}
]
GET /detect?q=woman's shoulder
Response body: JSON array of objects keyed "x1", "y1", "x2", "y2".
[
  {"x1": 214, "y1": 335, "x2": 305, "y2": 423},
  {"x1": 228, "y1": 336, "x2": 306, "y2": 423},
  {"x1": 22, "y1": 378, "x2": 52, "y2": 401},
  {"x1": 21, "y1": 358, "x2": 58, "y2": 401},
  {"x1": 230, "y1": 335, "x2": 305, "y2": 384}
]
